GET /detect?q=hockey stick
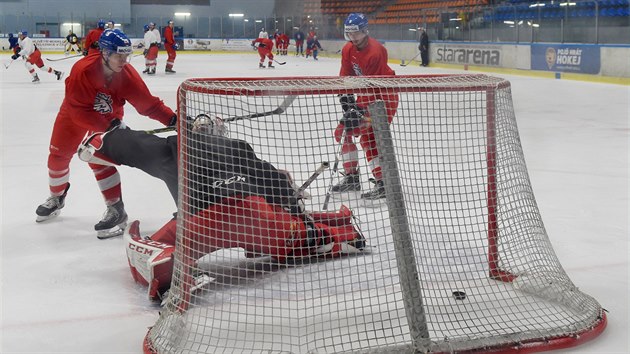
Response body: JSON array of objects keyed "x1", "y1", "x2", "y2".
[
  {"x1": 46, "y1": 54, "x2": 83, "y2": 61},
  {"x1": 3, "y1": 60, "x2": 13, "y2": 69},
  {"x1": 322, "y1": 129, "x2": 347, "y2": 210},
  {"x1": 400, "y1": 52, "x2": 421, "y2": 66},
  {"x1": 145, "y1": 95, "x2": 297, "y2": 134},
  {"x1": 145, "y1": 126, "x2": 177, "y2": 134},
  {"x1": 295, "y1": 162, "x2": 330, "y2": 197},
  {"x1": 273, "y1": 59, "x2": 287, "y2": 65},
  {"x1": 223, "y1": 95, "x2": 296, "y2": 122}
]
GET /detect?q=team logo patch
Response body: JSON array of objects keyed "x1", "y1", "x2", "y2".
[
  {"x1": 352, "y1": 63, "x2": 363, "y2": 76},
  {"x1": 94, "y1": 92, "x2": 113, "y2": 113}
]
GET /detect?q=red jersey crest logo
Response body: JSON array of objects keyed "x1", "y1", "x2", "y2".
[{"x1": 94, "y1": 92, "x2": 113, "y2": 114}]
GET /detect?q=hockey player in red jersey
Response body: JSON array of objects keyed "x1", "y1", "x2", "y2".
[
  {"x1": 77, "y1": 120, "x2": 367, "y2": 301},
  {"x1": 35, "y1": 29, "x2": 176, "y2": 239},
  {"x1": 83, "y1": 19, "x2": 105, "y2": 56},
  {"x1": 331, "y1": 13, "x2": 399, "y2": 200},
  {"x1": 163, "y1": 20, "x2": 177, "y2": 73},
  {"x1": 10, "y1": 31, "x2": 64, "y2": 83},
  {"x1": 252, "y1": 37, "x2": 275, "y2": 68},
  {"x1": 279, "y1": 32, "x2": 290, "y2": 55}
]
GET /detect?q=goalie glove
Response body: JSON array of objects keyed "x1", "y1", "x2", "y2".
[{"x1": 77, "y1": 119, "x2": 126, "y2": 166}]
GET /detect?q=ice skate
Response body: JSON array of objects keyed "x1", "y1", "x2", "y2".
[
  {"x1": 165, "y1": 67, "x2": 176, "y2": 74},
  {"x1": 54, "y1": 70, "x2": 64, "y2": 80},
  {"x1": 35, "y1": 183, "x2": 70, "y2": 222},
  {"x1": 361, "y1": 179, "x2": 385, "y2": 200},
  {"x1": 142, "y1": 68, "x2": 149, "y2": 74},
  {"x1": 148, "y1": 68, "x2": 156, "y2": 75},
  {"x1": 330, "y1": 172, "x2": 361, "y2": 193},
  {"x1": 259, "y1": 63, "x2": 265, "y2": 69},
  {"x1": 32, "y1": 74, "x2": 40, "y2": 83},
  {"x1": 268, "y1": 63, "x2": 275, "y2": 68},
  {"x1": 95, "y1": 200, "x2": 128, "y2": 239}
]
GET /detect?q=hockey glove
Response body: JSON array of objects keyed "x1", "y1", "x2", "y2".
[
  {"x1": 11, "y1": 53, "x2": 19, "y2": 60},
  {"x1": 340, "y1": 108, "x2": 365, "y2": 129},
  {"x1": 143, "y1": 49, "x2": 148, "y2": 56},
  {"x1": 82, "y1": 49, "x2": 88, "y2": 56},
  {"x1": 173, "y1": 43, "x2": 179, "y2": 50},
  {"x1": 339, "y1": 94, "x2": 358, "y2": 112},
  {"x1": 168, "y1": 115, "x2": 177, "y2": 127}
]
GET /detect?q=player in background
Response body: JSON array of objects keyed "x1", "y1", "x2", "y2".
[
  {"x1": 10, "y1": 31, "x2": 64, "y2": 83},
  {"x1": 83, "y1": 19, "x2": 105, "y2": 56},
  {"x1": 77, "y1": 120, "x2": 366, "y2": 301},
  {"x1": 307, "y1": 26, "x2": 317, "y2": 42},
  {"x1": 293, "y1": 28, "x2": 305, "y2": 56},
  {"x1": 252, "y1": 37, "x2": 275, "y2": 69},
  {"x1": 138, "y1": 24, "x2": 158, "y2": 75},
  {"x1": 163, "y1": 19, "x2": 177, "y2": 74},
  {"x1": 35, "y1": 29, "x2": 176, "y2": 239},
  {"x1": 279, "y1": 32, "x2": 290, "y2": 55},
  {"x1": 65, "y1": 29, "x2": 81, "y2": 55},
  {"x1": 305, "y1": 35, "x2": 322, "y2": 60},
  {"x1": 258, "y1": 27, "x2": 268, "y2": 39},
  {"x1": 273, "y1": 29, "x2": 281, "y2": 54},
  {"x1": 149, "y1": 22, "x2": 162, "y2": 47},
  {"x1": 8, "y1": 33, "x2": 20, "y2": 55},
  {"x1": 106, "y1": 20, "x2": 115, "y2": 30},
  {"x1": 332, "y1": 13, "x2": 399, "y2": 200}
]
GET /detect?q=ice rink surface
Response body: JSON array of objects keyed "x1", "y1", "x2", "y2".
[{"x1": 0, "y1": 51, "x2": 628, "y2": 353}]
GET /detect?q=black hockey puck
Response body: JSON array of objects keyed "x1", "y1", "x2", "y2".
[{"x1": 452, "y1": 291, "x2": 467, "y2": 300}]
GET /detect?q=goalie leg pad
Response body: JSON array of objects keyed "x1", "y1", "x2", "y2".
[
  {"x1": 187, "y1": 196, "x2": 309, "y2": 262},
  {"x1": 124, "y1": 220, "x2": 175, "y2": 301},
  {"x1": 309, "y1": 204, "x2": 353, "y2": 227}
]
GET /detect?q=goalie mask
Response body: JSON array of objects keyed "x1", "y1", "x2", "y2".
[{"x1": 192, "y1": 114, "x2": 228, "y2": 137}]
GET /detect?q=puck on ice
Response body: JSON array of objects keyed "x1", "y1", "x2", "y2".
[{"x1": 452, "y1": 291, "x2": 466, "y2": 300}]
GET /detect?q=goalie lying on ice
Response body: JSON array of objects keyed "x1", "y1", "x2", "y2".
[{"x1": 78, "y1": 119, "x2": 367, "y2": 302}]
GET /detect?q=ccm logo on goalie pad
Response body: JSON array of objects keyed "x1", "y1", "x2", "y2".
[
  {"x1": 211, "y1": 175, "x2": 247, "y2": 188},
  {"x1": 128, "y1": 240, "x2": 171, "y2": 255},
  {"x1": 126, "y1": 238, "x2": 174, "y2": 285}
]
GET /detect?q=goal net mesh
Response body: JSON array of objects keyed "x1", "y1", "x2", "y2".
[{"x1": 144, "y1": 74, "x2": 605, "y2": 354}]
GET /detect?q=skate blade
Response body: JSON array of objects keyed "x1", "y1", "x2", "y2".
[
  {"x1": 36, "y1": 209, "x2": 61, "y2": 223},
  {"x1": 97, "y1": 222, "x2": 127, "y2": 239}
]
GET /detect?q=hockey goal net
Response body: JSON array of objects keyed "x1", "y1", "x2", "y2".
[{"x1": 145, "y1": 74, "x2": 606, "y2": 353}]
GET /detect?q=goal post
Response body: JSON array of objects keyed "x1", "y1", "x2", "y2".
[{"x1": 144, "y1": 74, "x2": 606, "y2": 353}]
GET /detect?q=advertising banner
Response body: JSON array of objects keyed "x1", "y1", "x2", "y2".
[
  {"x1": 434, "y1": 43, "x2": 503, "y2": 67},
  {"x1": 531, "y1": 44, "x2": 600, "y2": 74}
]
